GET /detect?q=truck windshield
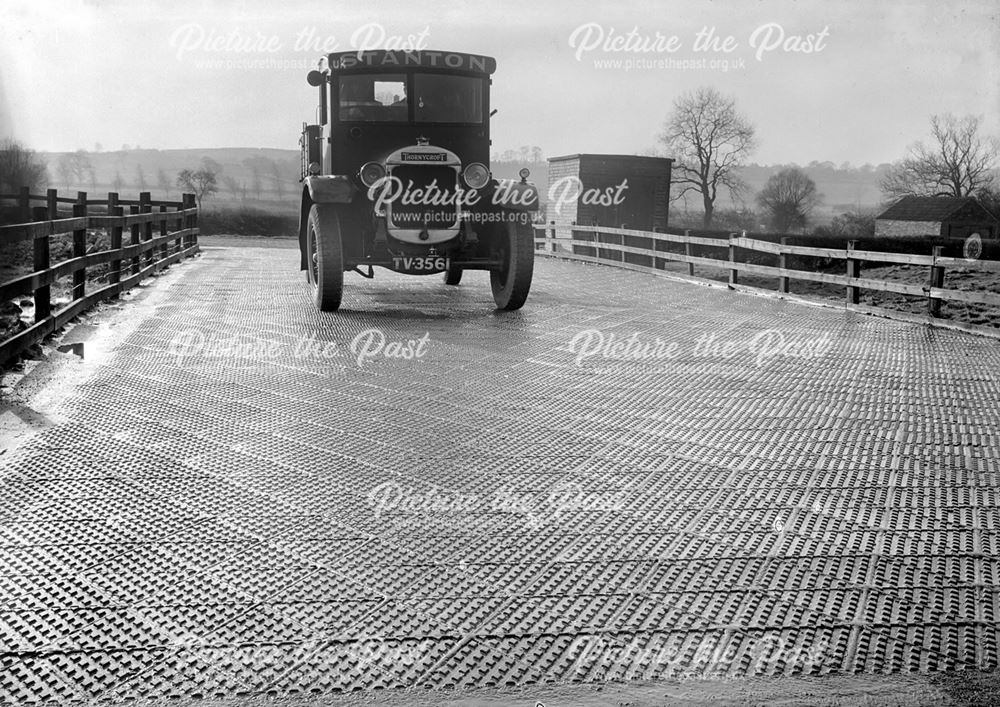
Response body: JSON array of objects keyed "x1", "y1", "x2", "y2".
[
  {"x1": 337, "y1": 73, "x2": 483, "y2": 124},
  {"x1": 413, "y1": 74, "x2": 483, "y2": 123},
  {"x1": 338, "y1": 74, "x2": 407, "y2": 122}
]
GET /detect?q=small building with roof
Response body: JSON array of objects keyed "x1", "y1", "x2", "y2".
[
  {"x1": 874, "y1": 196, "x2": 998, "y2": 239},
  {"x1": 545, "y1": 154, "x2": 674, "y2": 232}
]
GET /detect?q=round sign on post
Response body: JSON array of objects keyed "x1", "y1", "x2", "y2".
[{"x1": 963, "y1": 232, "x2": 982, "y2": 260}]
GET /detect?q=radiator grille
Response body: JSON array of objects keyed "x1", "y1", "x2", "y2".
[{"x1": 388, "y1": 165, "x2": 459, "y2": 229}]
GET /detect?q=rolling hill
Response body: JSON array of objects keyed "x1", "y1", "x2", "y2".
[{"x1": 35, "y1": 147, "x2": 891, "y2": 223}]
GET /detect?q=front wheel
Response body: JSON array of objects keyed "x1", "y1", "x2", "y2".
[
  {"x1": 306, "y1": 204, "x2": 344, "y2": 311},
  {"x1": 490, "y1": 215, "x2": 534, "y2": 310},
  {"x1": 443, "y1": 263, "x2": 463, "y2": 286}
]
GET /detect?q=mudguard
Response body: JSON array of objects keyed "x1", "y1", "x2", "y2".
[
  {"x1": 299, "y1": 178, "x2": 355, "y2": 270},
  {"x1": 304, "y1": 175, "x2": 355, "y2": 203},
  {"x1": 492, "y1": 181, "x2": 539, "y2": 212}
]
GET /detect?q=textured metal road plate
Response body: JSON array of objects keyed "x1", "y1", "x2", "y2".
[{"x1": 2, "y1": 245, "x2": 1000, "y2": 703}]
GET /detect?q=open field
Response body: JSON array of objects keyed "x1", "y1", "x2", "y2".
[{"x1": 669, "y1": 260, "x2": 1000, "y2": 329}]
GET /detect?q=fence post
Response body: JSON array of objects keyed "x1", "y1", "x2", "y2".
[
  {"x1": 192, "y1": 193, "x2": 200, "y2": 248},
  {"x1": 182, "y1": 194, "x2": 193, "y2": 250},
  {"x1": 76, "y1": 191, "x2": 87, "y2": 206},
  {"x1": 130, "y1": 204, "x2": 140, "y2": 274},
  {"x1": 927, "y1": 245, "x2": 945, "y2": 317},
  {"x1": 140, "y1": 192, "x2": 152, "y2": 267},
  {"x1": 175, "y1": 198, "x2": 184, "y2": 252},
  {"x1": 846, "y1": 240, "x2": 860, "y2": 305},
  {"x1": 548, "y1": 220, "x2": 556, "y2": 252},
  {"x1": 72, "y1": 202, "x2": 87, "y2": 302},
  {"x1": 159, "y1": 204, "x2": 169, "y2": 261},
  {"x1": 186, "y1": 193, "x2": 199, "y2": 250},
  {"x1": 684, "y1": 229, "x2": 694, "y2": 276},
  {"x1": 108, "y1": 192, "x2": 119, "y2": 289},
  {"x1": 570, "y1": 224, "x2": 585, "y2": 258},
  {"x1": 31, "y1": 206, "x2": 50, "y2": 322},
  {"x1": 728, "y1": 233, "x2": 738, "y2": 286},
  {"x1": 18, "y1": 186, "x2": 30, "y2": 221},
  {"x1": 605, "y1": 228, "x2": 622, "y2": 263},
  {"x1": 179, "y1": 194, "x2": 188, "y2": 249},
  {"x1": 778, "y1": 236, "x2": 789, "y2": 293},
  {"x1": 44, "y1": 190, "x2": 57, "y2": 315},
  {"x1": 109, "y1": 196, "x2": 123, "y2": 294}
]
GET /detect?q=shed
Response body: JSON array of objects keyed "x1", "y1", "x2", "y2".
[
  {"x1": 874, "y1": 196, "x2": 998, "y2": 239},
  {"x1": 545, "y1": 154, "x2": 673, "y2": 232}
]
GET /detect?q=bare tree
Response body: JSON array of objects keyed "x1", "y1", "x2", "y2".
[
  {"x1": 756, "y1": 167, "x2": 821, "y2": 233},
  {"x1": 201, "y1": 156, "x2": 224, "y2": 176},
  {"x1": 242, "y1": 157, "x2": 268, "y2": 200},
  {"x1": 112, "y1": 171, "x2": 124, "y2": 192},
  {"x1": 268, "y1": 160, "x2": 286, "y2": 199},
  {"x1": 977, "y1": 186, "x2": 1000, "y2": 220},
  {"x1": 157, "y1": 168, "x2": 171, "y2": 196},
  {"x1": 881, "y1": 114, "x2": 999, "y2": 199},
  {"x1": 68, "y1": 150, "x2": 92, "y2": 184},
  {"x1": 69, "y1": 149, "x2": 97, "y2": 189},
  {"x1": 221, "y1": 174, "x2": 241, "y2": 199},
  {"x1": 134, "y1": 164, "x2": 147, "y2": 191},
  {"x1": 176, "y1": 168, "x2": 218, "y2": 209},
  {"x1": 0, "y1": 138, "x2": 48, "y2": 193},
  {"x1": 660, "y1": 87, "x2": 756, "y2": 228},
  {"x1": 56, "y1": 156, "x2": 73, "y2": 186},
  {"x1": 57, "y1": 150, "x2": 95, "y2": 191}
]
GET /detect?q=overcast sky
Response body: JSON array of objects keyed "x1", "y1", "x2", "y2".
[{"x1": 1, "y1": 0, "x2": 997, "y2": 166}]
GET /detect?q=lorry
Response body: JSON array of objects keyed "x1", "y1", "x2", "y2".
[{"x1": 297, "y1": 50, "x2": 538, "y2": 311}]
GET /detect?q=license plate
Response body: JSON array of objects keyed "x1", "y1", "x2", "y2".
[{"x1": 391, "y1": 255, "x2": 450, "y2": 273}]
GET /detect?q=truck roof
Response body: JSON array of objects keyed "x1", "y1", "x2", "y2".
[{"x1": 324, "y1": 50, "x2": 496, "y2": 75}]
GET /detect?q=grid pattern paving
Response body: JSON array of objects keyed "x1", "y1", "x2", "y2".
[{"x1": 2, "y1": 245, "x2": 1000, "y2": 702}]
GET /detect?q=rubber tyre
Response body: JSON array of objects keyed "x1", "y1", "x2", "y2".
[
  {"x1": 490, "y1": 215, "x2": 534, "y2": 310},
  {"x1": 443, "y1": 263, "x2": 463, "y2": 286},
  {"x1": 306, "y1": 204, "x2": 344, "y2": 311}
]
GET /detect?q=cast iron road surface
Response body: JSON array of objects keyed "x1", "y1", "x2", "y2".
[{"x1": 1, "y1": 240, "x2": 999, "y2": 705}]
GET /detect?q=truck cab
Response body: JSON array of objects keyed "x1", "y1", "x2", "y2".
[{"x1": 298, "y1": 49, "x2": 537, "y2": 311}]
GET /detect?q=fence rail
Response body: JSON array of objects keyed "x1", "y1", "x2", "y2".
[
  {"x1": 1, "y1": 187, "x2": 199, "y2": 364},
  {"x1": 534, "y1": 224, "x2": 1000, "y2": 331}
]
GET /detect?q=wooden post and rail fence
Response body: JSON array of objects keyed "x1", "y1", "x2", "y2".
[
  {"x1": 0, "y1": 187, "x2": 199, "y2": 364},
  {"x1": 534, "y1": 224, "x2": 1000, "y2": 334}
]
